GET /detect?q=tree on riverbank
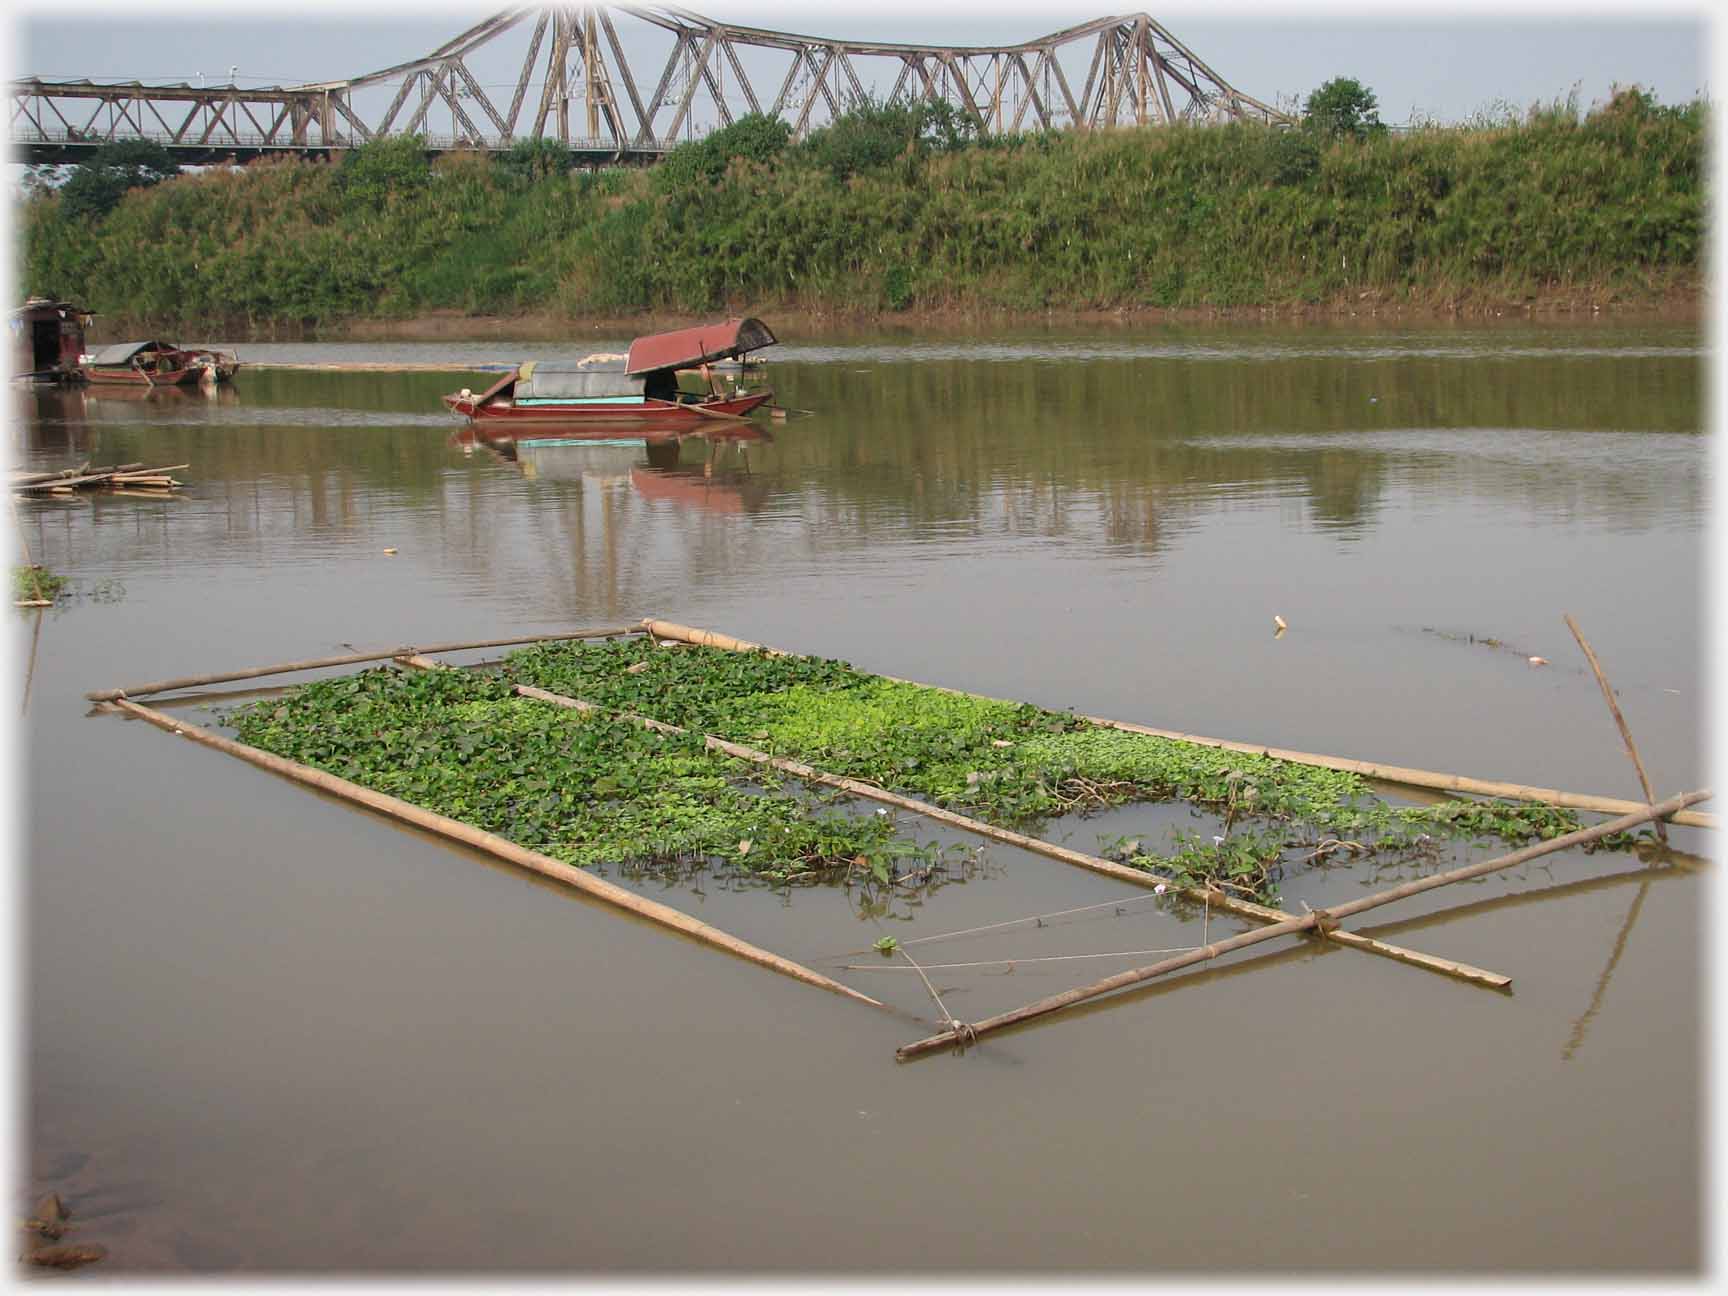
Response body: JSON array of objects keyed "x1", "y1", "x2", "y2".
[
  {"x1": 1303, "y1": 78, "x2": 1386, "y2": 139},
  {"x1": 17, "y1": 85, "x2": 1704, "y2": 327},
  {"x1": 57, "y1": 141, "x2": 181, "y2": 221}
]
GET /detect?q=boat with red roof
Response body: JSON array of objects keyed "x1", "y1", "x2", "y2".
[{"x1": 442, "y1": 317, "x2": 778, "y2": 423}]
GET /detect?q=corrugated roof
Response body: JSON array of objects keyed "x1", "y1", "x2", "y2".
[
  {"x1": 87, "y1": 341, "x2": 164, "y2": 365},
  {"x1": 625, "y1": 318, "x2": 777, "y2": 376}
]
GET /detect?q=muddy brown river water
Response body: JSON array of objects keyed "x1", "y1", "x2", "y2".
[{"x1": 12, "y1": 319, "x2": 1710, "y2": 1273}]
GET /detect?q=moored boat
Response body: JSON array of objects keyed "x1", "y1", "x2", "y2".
[
  {"x1": 81, "y1": 340, "x2": 201, "y2": 386},
  {"x1": 80, "y1": 340, "x2": 241, "y2": 387},
  {"x1": 443, "y1": 317, "x2": 778, "y2": 423}
]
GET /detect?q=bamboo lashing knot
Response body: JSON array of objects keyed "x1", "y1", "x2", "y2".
[
  {"x1": 1303, "y1": 903, "x2": 1341, "y2": 940},
  {"x1": 938, "y1": 1018, "x2": 978, "y2": 1050}
]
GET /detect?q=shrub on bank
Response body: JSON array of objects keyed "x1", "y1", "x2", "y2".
[{"x1": 17, "y1": 88, "x2": 1704, "y2": 327}]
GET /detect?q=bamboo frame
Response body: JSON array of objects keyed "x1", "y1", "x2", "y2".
[
  {"x1": 896, "y1": 788, "x2": 1710, "y2": 1058},
  {"x1": 393, "y1": 654, "x2": 1512, "y2": 992},
  {"x1": 85, "y1": 626, "x2": 644, "y2": 702},
  {"x1": 640, "y1": 619, "x2": 1717, "y2": 831},
  {"x1": 91, "y1": 621, "x2": 1702, "y2": 1052},
  {"x1": 111, "y1": 697, "x2": 881, "y2": 1009}
]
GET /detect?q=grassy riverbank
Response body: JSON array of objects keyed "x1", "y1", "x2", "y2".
[{"x1": 19, "y1": 90, "x2": 1704, "y2": 331}]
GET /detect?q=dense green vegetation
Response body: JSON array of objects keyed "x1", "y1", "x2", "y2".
[
  {"x1": 20, "y1": 87, "x2": 1703, "y2": 329},
  {"x1": 12, "y1": 564, "x2": 67, "y2": 603},
  {"x1": 228, "y1": 665, "x2": 919, "y2": 881},
  {"x1": 228, "y1": 637, "x2": 1643, "y2": 906}
]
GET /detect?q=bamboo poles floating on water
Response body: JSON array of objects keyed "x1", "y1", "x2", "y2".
[
  {"x1": 895, "y1": 788, "x2": 1711, "y2": 1059},
  {"x1": 91, "y1": 617, "x2": 1707, "y2": 1053},
  {"x1": 85, "y1": 626, "x2": 644, "y2": 702},
  {"x1": 109, "y1": 695, "x2": 882, "y2": 1009},
  {"x1": 639, "y1": 619, "x2": 1718, "y2": 832},
  {"x1": 13, "y1": 463, "x2": 188, "y2": 494}
]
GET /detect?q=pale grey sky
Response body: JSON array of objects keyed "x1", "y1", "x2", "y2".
[{"x1": 9, "y1": 1, "x2": 1715, "y2": 129}]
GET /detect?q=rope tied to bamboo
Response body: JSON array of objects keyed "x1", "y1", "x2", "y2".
[{"x1": 1303, "y1": 903, "x2": 1341, "y2": 940}]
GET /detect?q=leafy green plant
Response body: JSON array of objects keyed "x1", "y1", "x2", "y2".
[
  {"x1": 335, "y1": 134, "x2": 433, "y2": 206},
  {"x1": 491, "y1": 638, "x2": 1637, "y2": 905},
  {"x1": 1303, "y1": 77, "x2": 1386, "y2": 140},
  {"x1": 226, "y1": 666, "x2": 913, "y2": 878},
  {"x1": 12, "y1": 565, "x2": 66, "y2": 603}
]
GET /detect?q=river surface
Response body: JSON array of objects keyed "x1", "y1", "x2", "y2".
[{"x1": 13, "y1": 319, "x2": 1711, "y2": 1274}]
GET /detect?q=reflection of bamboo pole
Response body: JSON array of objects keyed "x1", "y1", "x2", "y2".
[
  {"x1": 10, "y1": 495, "x2": 49, "y2": 605},
  {"x1": 112, "y1": 698, "x2": 882, "y2": 1009},
  {"x1": 22, "y1": 606, "x2": 45, "y2": 717},
  {"x1": 397, "y1": 656, "x2": 1512, "y2": 992},
  {"x1": 897, "y1": 788, "x2": 1709, "y2": 1058},
  {"x1": 640, "y1": 618, "x2": 1717, "y2": 831},
  {"x1": 1359, "y1": 860, "x2": 1689, "y2": 942},
  {"x1": 86, "y1": 625, "x2": 644, "y2": 701},
  {"x1": 1562, "y1": 877, "x2": 1650, "y2": 1062},
  {"x1": 1564, "y1": 613, "x2": 1665, "y2": 844}
]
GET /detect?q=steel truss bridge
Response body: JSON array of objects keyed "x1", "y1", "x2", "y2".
[{"x1": 12, "y1": 6, "x2": 1290, "y2": 167}]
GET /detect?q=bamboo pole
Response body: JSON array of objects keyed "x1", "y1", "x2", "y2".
[
  {"x1": 402, "y1": 656, "x2": 1512, "y2": 992},
  {"x1": 110, "y1": 698, "x2": 882, "y2": 1009},
  {"x1": 641, "y1": 618, "x2": 783, "y2": 656},
  {"x1": 639, "y1": 618, "x2": 1717, "y2": 831},
  {"x1": 1321, "y1": 788, "x2": 1710, "y2": 923},
  {"x1": 1074, "y1": 715, "x2": 1716, "y2": 830},
  {"x1": 85, "y1": 625, "x2": 645, "y2": 701},
  {"x1": 897, "y1": 788, "x2": 1709, "y2": 1058},
  {"x1": 1564, "y1": 613, "x2": 1665, "y2": 844}
]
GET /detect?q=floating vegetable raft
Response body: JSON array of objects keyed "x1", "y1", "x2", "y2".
[{"x1": 89, "y1": 619, "x2": 1711, "y2": 1056}]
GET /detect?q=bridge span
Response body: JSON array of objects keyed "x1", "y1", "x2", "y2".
[{"x1": 12, "y1": 5, "x2": 1290, "y2": 167}]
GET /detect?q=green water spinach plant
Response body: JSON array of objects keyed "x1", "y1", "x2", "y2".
[
  {"x1": 225, "y1": 665, "x2": 917, "y2": 878},
  {"x1": 490, "y1": 639, "x2": 1648, "y2": 905}
]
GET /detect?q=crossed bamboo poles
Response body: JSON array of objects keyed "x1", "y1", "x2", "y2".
[{"x1": 88, "y1": 617, "x2": 1710, "y2": 1058}]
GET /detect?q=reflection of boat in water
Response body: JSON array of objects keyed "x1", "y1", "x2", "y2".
[
  {"x1": 73, "y1": 383, "x2": 240, "y2": 427},
  {"x1": 82, "y1": 382, "x2": 239, "y2": 406},
  {"x1": 455, "y1": 421, "x2": 772, "y2": 508},
  {"x1": 442, "y1": 318, "x2": 777, "y2": 423},
  {"x1": 630, "y1": 459, "x2": 769, "y2": 515},
  {"x1": 516, "y1": 437, "x2": 644, "y2": 483}
]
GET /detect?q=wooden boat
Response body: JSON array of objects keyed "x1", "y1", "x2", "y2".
[
  {"x1": 80, "y1": 340, "x2": 240, "y2": 387},
  {"x1": 82, "y1": 340, "x2": 201, "y2": 386},
  {"x1": 442, "y1": 317, "x2": 777, "y2": 423}
]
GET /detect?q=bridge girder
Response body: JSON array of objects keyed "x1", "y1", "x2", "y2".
[{"x1": 11, "y1": 6, "x2": 1291, "y2": 166}]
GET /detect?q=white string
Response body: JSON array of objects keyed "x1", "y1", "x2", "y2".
[
  {"x1": 853, "y1": 890, "x2": 1167, "y2": 955},
  {"x1": 844, "y1": 945, "x2": 1200, "y2": 972}
]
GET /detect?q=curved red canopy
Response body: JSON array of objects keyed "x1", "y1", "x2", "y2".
[{"x1": 625, "y1": 317, "x2": 777, "y2": 375}]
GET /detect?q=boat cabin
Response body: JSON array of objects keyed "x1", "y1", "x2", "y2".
[{"x1": 12, "y1": 298, "x2": 94, "y2": 384}]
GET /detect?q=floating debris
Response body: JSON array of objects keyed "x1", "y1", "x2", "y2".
[{"x1": 12, "y1": 462, "x2": 187, "y2": 496}]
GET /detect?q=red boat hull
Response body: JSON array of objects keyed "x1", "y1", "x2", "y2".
[
  {"x1": 443, "y1": 388, "x2": 774, "y2": 423},
  {"x1": 82, "y1": 365, "x2": 202, "y2": 387}
]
